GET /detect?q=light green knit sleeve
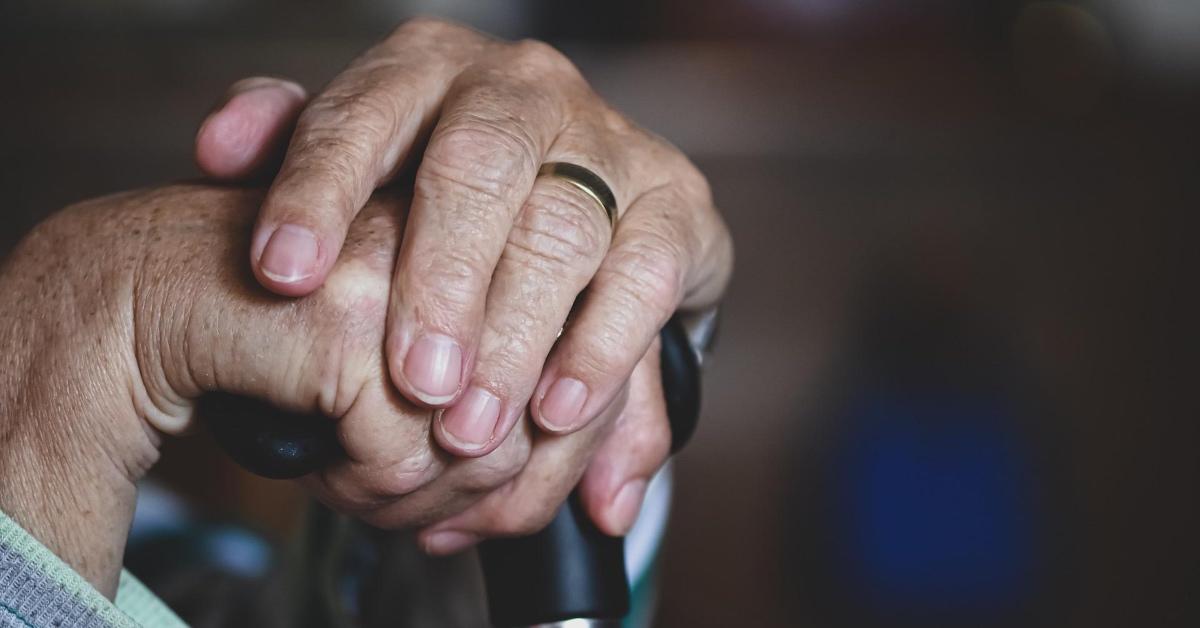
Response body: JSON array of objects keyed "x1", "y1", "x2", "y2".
[{"x1": 0, "y1": 510, "x2": 187, "y2": 628}]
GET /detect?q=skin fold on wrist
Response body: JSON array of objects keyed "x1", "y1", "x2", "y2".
[{"x1": 0, "y1": 202, "x2": 161, "y2": 598}]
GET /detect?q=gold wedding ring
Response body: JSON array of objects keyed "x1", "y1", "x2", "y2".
[{"x1": 537, "y1": 162, "x2": 618, "y2": 230}]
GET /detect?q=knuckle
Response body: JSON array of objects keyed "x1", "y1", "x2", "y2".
[
  {"x1": 386, "y1": 16, "x2": 491, "y2": 58},
  {"x1": 461, "y1": 445, "x2": 529, "y2": 494},
  {"x1": 561, "y1": 238, "x2": 684, "y2": 380},
  {"x1": 512, "y1": 39, "x2": 573, "y2": 72},
  {"x1": 311, "y1": 300, "x2": 386, "y2": 372},
  {"x1": 393, "y1": 15, "x2": 459, "y2": 39},
  {"x1": 672, "y1": 158, "x2": 714, "y2": 208},
  {"x1": 276, "y1": 132, "x2": 367, "y2": 207},
  {"x1": 597, "y1": 104, "x2": 638, "y2": 136},
  {"x1": 317, "y1": 269, "x2": 390, "y2": 325},
  {"x1": 491, "y1": 451, "x2": 528, "y2": 486},
  {"x1": 291, "y1": 92, "x2": 399, "y2": 185},
  {"x1": 602, "y1": 236, "x2": 684, "y2": 319},
  {"x1": 308, "y1": 88, "x2": 399, "y2": 138},
  {"x1": 441, "y1": 241, "x2": 495, "y2": 281},
  {"x1": 409, "y1": 244, "x2": 493, "y2": 315},
  {"x1": 507, "y1": 185, "x2": 609, "y2": 275},
  {"x1": 362, "y1": 454, "x2": 439, "y2": 500},
  {"x1": 328, "y1": 411, "x2": 442, "y2": 505},
  {"x1": 421, "y1": 120, "x2": 537, "y2": 205},
  {"x1": 310, "y1": 305, "x2": 386, "y2": 418},
  {"x1": 569, "y1": 330, "x2": 628, "y2": 381},
  {"x1": 314, "y1": 459, "x2": 428, "y2": 515},
  {"x1": 507, "y1": 39, "x2": 585, "y2": 91},
  {"x1": 475, "y1": 333, "x2": 536, "y2": 392}
]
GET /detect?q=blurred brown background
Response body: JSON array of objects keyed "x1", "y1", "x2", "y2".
[{"x1": 1, "y1": 1, "x2": 1196, "y2": 626}]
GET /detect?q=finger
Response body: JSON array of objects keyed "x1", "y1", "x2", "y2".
[
  {"x1": 313, "y1": 411, "x2": 534, "y2": 530},
  {"x1": 250, "y1": 23, "x2": 485, "y2": 296},
  {"x1": 306, "y1": 378, "x2": 448, "y2": 514},
  {"x1": 577, "y1": 342, "x2": 671, "y2": 536},
  {"x1": 415, "y1": 384, "x2": 628, "y2": 555},
  {"x1": 532, "y1": 176, "x2": 731, "y2": 434},
  {"x1": 161, "y1": 188, "x2": 401, "y2": 420},
  {"x1": 386, "y1": 42, "x2": 587, "y2": 407},
  {"x1": 195, "y1": 77, "x2": 307, "y2": 180},
  {"x1": 432, "y1": 147, "x2": 621, "y2": 455}
]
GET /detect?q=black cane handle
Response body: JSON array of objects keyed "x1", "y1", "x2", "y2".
[{"x1": 201, "y1": 315, "x2": 702, "y2": 626}]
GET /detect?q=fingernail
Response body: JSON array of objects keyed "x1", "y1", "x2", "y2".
[
  {"x1": 234, "y1": 79, "x2": 307, "y2": 101},
  {"x1": 438, "y1": 386, "x2": 501, "y2": 451},
  {"x1": 422, "y1": 530, "x2": 478, "y2": 555},
  {"x1": 404, "y1": 333, "x2": 463, "y2": 403},
  {"x1": 611, "y1": 479, "x2": 648, "y2": 535},
  {"x1": 259, "y1": 224, "x2": 318, "y2": 283},
  {"x1": 539, "y1": 377, "x2": 588, "y2": 431}
]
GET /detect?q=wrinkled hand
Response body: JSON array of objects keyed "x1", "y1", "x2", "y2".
[
  {"x1": 194, "y1": 17, "x2": 733, "y2": 465},
  {"x1": 0, "y1": 185, "x2": 669, "y2": 595}
]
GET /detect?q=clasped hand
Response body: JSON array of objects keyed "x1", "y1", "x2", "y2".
[
  {"x1": 0, "y1": 17, "x2": 731, "y2": 598},
  {"x1": 191, "y1": 18, "x2": 731, "y2": 550}
]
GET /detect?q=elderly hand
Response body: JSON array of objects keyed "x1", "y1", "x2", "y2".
[
  {"x1": 194, "y1": 18, "x2": 733, "y2": 467},
  {"x1": 0, "y1": 185, "x2": 667, "y2": 596}
]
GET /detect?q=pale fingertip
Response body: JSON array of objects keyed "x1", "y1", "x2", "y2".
[
  {"x1": 420, "y1": 530, "x2": 479, "y2": 556},
  {"x1": 195, "y1": 107, "x2": 257, "y2": 179},
  {"x1": 196, "y1": 82, "x2": 306, "y2": 179},
  {"x1": 608, "y1": 479, "x2": 648, "y2": 536}
]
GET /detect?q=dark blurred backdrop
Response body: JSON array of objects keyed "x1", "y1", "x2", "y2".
[{"x1": 1, "y1": 1, "x2": 1196, "y2": 626}]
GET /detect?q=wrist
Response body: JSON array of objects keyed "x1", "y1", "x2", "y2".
[{"x1": 0, "y1": 204, "x2": 162, "y2": 597}]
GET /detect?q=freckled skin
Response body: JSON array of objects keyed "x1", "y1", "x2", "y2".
[
  {"x1": 0, "y1": 183, "x2": 630, "y2": 596},
  {"x1": 0, "y1": 184, "x2": 415, "y2": 596}
]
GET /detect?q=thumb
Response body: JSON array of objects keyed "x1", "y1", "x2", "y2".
[
  {"x1": 195, "y1": 76, "x2": 307, "y2": 180},
  {"x1": 142, "y1": 187, "x2": 397, "y2": 427}
]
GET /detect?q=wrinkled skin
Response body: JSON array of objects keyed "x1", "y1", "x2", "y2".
[
  {"x1": 0, "y1": 17, "x2": 735, "y2": 604},
  {"x1": 0, "y1": 184, "x2": 670, "y2": 597},
  {"x1": 194, "y1": 17, "x2": 733, "y2": 472}
]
